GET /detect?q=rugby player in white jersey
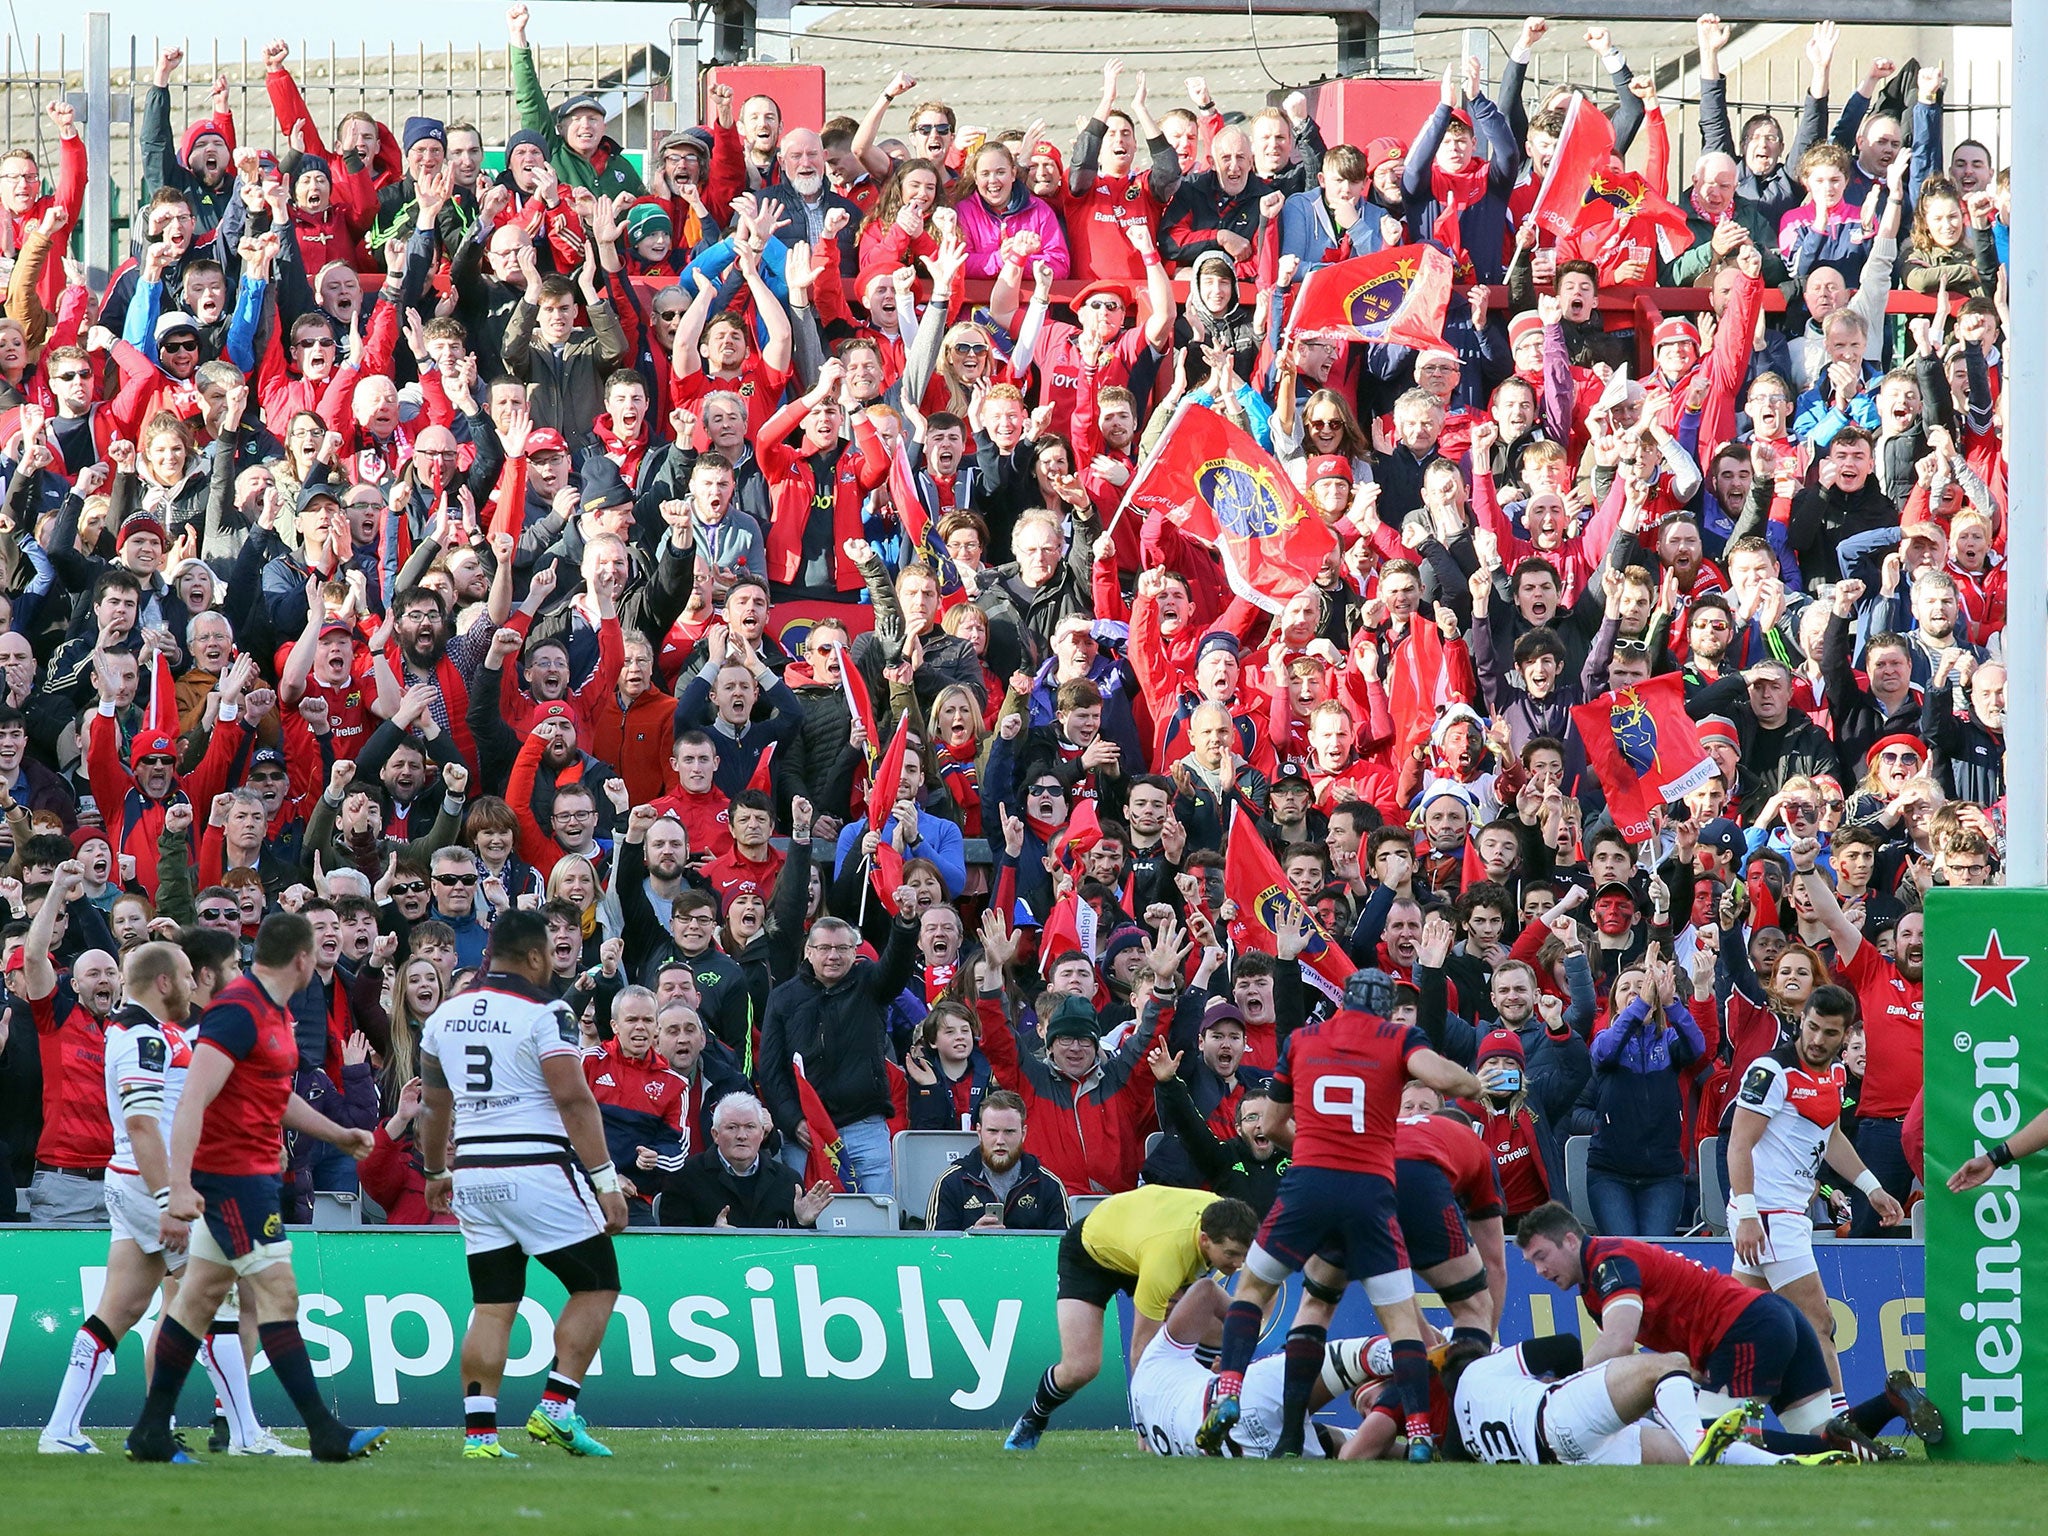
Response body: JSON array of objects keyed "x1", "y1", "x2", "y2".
[
  {"x1": 417, "y1": 908, "x2": 629, "y2": 1460},
  {"x1": 1435, "y1": 1335, "x2": 1826, "y2": 1466},
  {"x1": 38, "y1": 938, "x2": 298, "y2": 1456},
  {"x1": 1723, "y1": 981, "x2": 1942, "y2": 1452}
]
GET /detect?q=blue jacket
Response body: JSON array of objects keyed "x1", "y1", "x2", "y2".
[
  {"x1": 1581, "y1": 998, "x2": 1706, "y2": 1178},
  {"x1": 833, "y1": 806, "x2": 967, "y2": 898}
]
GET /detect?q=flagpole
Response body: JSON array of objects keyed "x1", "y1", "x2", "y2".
[{"x1": 2007, "y1": 8, "x2": 2046, "y2": 885}]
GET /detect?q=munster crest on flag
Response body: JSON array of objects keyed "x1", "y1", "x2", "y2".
[
  {"x1": 1224, "y1": 805, "x2": 1353, "y2": 1001},
  {"x1": 1527, "y1": 92, "x2": 1615, "y2": 236},
  {"x1": 1118, "y1": 403, "x2": 1337, "y2": 613},
  {"x1": 1287, "y1": 243, "x2": 1455, "y2": 352},
  {"x1": 1568, "y1": 673, "x2": 1712, "y2": 843}
]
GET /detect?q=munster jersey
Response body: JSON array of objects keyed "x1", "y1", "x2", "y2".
[
  {"x1": 32, "y1": 982, "x2": 112, "y2": 1168},
  {"x1": 191, "y1": 975, "x2": 301, "y2": 1177},
  {"x1": 421, "y1": 972, "x2": 582, "y2": 1167},
  {"x1": 1732, "y1": 1047, "x2": 1843, "y2": 1213},
  {"x1": 1270, "y1": 1011, "x2": 1429, "y2": 1177},
  {"x1": 104, "y1": 1008, "x2": 190, "y2": 1178},
  {"x1": 1578, "y1": 1235, "x2": 1759, "y2": 1366},
  {"x1": 1834, "y1": 941, "x2": 1922, "y2": 1119},
  {"x1": 1396, "y1": 1112, "x2": 1506, "y2": 1221}
]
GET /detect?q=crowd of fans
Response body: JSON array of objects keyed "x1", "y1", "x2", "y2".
[{"x1": 0, "y1": 7, "x2": 1993, "y2": 1238}]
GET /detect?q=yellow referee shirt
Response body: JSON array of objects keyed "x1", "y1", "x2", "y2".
[{"x1": 1078, "y1": 1186, "x2": 1221, "y2": 1320}]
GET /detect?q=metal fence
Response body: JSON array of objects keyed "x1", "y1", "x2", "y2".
[{"x1": 0, "y1": 30, "x2": 682, "y2": 273}]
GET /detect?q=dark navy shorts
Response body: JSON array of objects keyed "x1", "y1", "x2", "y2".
[
  {"x1": 1255, "y1": 1166, "x2": 1408, "y2": 1283},
  {"x1": 1394, "y1": 1157, "x2": 1472, "y2": 1271},
  {"x1": 191, "y1": 1171, "x2": 288, "y2": 1261},
  {"x1": 1703, "y1": 1292, "x2": 1832, "y2": 1409}
]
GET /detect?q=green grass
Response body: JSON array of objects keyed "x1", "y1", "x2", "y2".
[{"x1": 3, "y1": 1428, "x2": 2041, "y2": 1536}]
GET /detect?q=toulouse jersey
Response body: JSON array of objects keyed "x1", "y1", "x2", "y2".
[
  {"x1": 1733, "y1": 1047, "x2": 1844, "y2": 1213},
  {"x1": 1450, "y1": 1345, "x2": 1551, "y2": 1464},
  {"x1": 421, "y1": 972, "x2": 581, "y2": 1165}
]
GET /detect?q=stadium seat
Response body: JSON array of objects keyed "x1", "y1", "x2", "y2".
[
  {"x1": 817, "y1": 1194, "x2": 897, "y2": 1233},
  {"x1": 311, "y1": 1191, "x2": 363, "y2": 1230},
  {"x1": 1911, "y1": 1201, "x2": 1925, "y2": 1240},
  {"x1": 1697, "y1": 1137, "x2": 1726, "y2": 1234},
  {"x1": 1563, "y1": 1136, "x2": 1594, "y2": 1230},
  {"x1": 1066, "y1": 1193, "x2": 1108, "y2": 1223},
  {"x1": 1144, "y1": 1131, "x2": 1162, "y2": 1157},
  {"x1": 891, "y1": 1130, "x2": 977, "y2": 1229}
]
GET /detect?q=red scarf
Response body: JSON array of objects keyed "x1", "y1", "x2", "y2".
[{"x1": 590, "y1": 412, "x2": 649, "y2": 486}]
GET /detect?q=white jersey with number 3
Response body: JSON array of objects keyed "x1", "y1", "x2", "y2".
[
  {"x1": 1452, "y1": 1346, "x2": 1550, "y2": 1464},
  {"x1": 421, "y1": 977, "x2": 581, "y2": 1161}
]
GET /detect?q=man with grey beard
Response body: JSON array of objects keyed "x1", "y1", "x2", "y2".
[{"x1": 759, "y1": 128, "x2": 860, "y2": 275}]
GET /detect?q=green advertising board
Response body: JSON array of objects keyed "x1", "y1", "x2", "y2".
[
  {"x1": 1925, "y1": 888, "x2": 2048, "y2": 1461},
  {"x1": 0, "y1": 1229, "x2": 1126, "y2": 1430}
]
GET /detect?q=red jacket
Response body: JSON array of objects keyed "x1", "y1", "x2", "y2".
[
  {"x1": 84, "y1": 705, "x2": 247, "y2": 897},
  {"x1": 588, "y1": 683, "x2": 681, "y2": 809},
  {"x1": 359, "y1": 1123, "x2": 456, "y2": 1225},
  {"x1": 976, "y1": 993, "x2": 1162, "y2": 1194}
]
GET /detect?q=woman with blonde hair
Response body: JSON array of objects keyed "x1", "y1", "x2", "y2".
[
  {"x1": 380, "y1": 954, "x2": 444, "y2": 1111},
  {"x1": 546, "y1": 853, "x2": 618, "y2": 971},
  {"x1": 929, "y1": 682, "x2": 990, "y2": 836}
]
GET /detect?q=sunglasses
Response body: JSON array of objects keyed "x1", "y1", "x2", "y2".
[
  {"x1": 297, "y1": 336, "x2": 336, "y2": 350},
  {"x1": 914, "y1": 122, "x2": 954, "y2": 136},
  {"x1": 49, "y1": 369, "x2": 87, "y2": 383},
  {"x1": 1082, "y1": 298, "x2": 1123, "y2": 311},
  {"x1": 197, "y1": 906, "x2": 239, "y2": 921},
  {"x1": 1028, "y1": 785, "x2": 1063, "y2": 799},
  {"x1": 389, "y1": 881, "x2": 428, "y2": 897},
  {"x1": 159, "y1": 337, "x2": 199, "y2": 353},
  {"x1": 432, "y1": 872, "x2": 477, "y2": 886},
  {"x1": 951, "y1": 341, "x2": 989, "y2": 356}
]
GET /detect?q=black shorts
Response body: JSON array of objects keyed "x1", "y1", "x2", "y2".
[
  {"x1": 191, "y1": 1171, "x2": 287, "y2": 1259},
  {"x1": 1256, "y1": 1166, "x2": 1408, "y2": 1284},
  {"x1": 1394, "y1": 1157, "x2": 1473, "y2": 1272},
  {"x1": 1703, "y1": 1292, "x2": 1832, "y2": 1410},
  {"x1": 1055, "y1": 1216, "x2": 1137, "y2": 1311}
]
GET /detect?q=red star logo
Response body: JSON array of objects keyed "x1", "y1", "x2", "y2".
[{"x1": 1961, "y1": 930, "x2": 2030, "y2": 1006}]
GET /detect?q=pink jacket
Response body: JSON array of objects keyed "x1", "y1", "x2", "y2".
[{"x1": 954, "y1": 190, "x2": 1072, "y2": 279}]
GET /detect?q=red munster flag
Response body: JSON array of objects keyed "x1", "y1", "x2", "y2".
[
  {"x1": 1037, "y1": 891, "x2": 1099, "y2": 976},
  {"x1": 1116, "y1": 403, "x2": 1338, "y2": 613},
  {"x1": 144, "y1": 647, "x2": 179, "y2": 740},
  {"x1": 1386, "y1": 620, "x2": 1471, "y2": 761},
  {"x1": 837, "y1": 644, "x2": 880, "y2": 772},
  {"x1": 1286, "y1": 244, "x2": 1455, "y2": 352},
  {"x1": 792, "y1": 1055, "x2": 854, "y2": 1193},
  {"x1": 1570, "y1": 167, "x2": 1696, "y2": 266},
  {"x1": 865, "y1": 713, "x2": 913, "y2": 900},
  {"x1": 747, "y1": 740, "x2": 778, "y2": 797},
  {"x1": 1569, "y1": 673, "x2": 1714, "y2": 843},
  {"x1": 1528, "y1": 93, "x2": 1616, "y2": 236},
  {"x1": 1224, "y1": 805, "x2": 1353, "y2": 1002}
]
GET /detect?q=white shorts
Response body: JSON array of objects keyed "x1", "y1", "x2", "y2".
[
  {"x1": 187, "y1": 1215, "x2": 292, "y2": 1277},
  {"x1": 107, "y1": 1171, "x2": 179, "y2": 1266},
  {"x1": 1128, "y1": 1332, "x2": 1324, "y2": 1459},
  {"x1": 1730, "y1": 1209, "x2": 1819, "y2": 1288},
  {"x1": 451, "y1": 1161, "x2": 604, "y2": 1258},
  {"x1": 1541, "y1": 1364, "x2": 1642, "y2": 1466}
]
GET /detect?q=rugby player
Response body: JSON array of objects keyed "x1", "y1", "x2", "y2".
[
  {"x1": 1200, "y1": 972, "x2": 1482, "y2": 1460},
  {"x1": 1724, "y1": 983, "x2": 1943, "y2": 1449},
  {"x1": 1003, "y1": 1183, "x2": 1259, "y2": 1450},
  {"x1": 40, "y1": 937, "x2": 294, "y2": 1455},
  {"x1": 126, "y1": 914, "x2": 387, "y2": 1463},
  {"x1": 1517, "y1": 1202, "x2": 1916, "y2": 1461},
  {"x1": 418, "y1": 908, "x2": 631, "y2": 1459}
]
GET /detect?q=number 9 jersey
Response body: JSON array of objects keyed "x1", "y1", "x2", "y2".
[
  {"x1": 422, "y1": 974, "x2": 584, "y2": 1166},
  {"x1": 1270, "y1": 1010, "x2": 1430, "y2": 1176}
]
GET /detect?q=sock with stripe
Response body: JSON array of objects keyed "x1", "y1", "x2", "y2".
[
  {"x1": 1847, "y1": 1391, "x2": 1899, "y2": 1436},
  {"x1": 1277, "y1": 1325, "x2": 1326, "y2": 1450},
  {"x1": 465, "y1": 1383, "x2": 498, "y2": 1441},
  {"x1": 1392, "y1": 1337, "x2": 1432, "y2": 1440},
  {"x1": 1215, "y1": 1299, "x2": 1263, "y2": 1400},
  {"x1": 258, "y1": 1320, "x2": 343, "y2": 1437},
  {"x1": 1022, "y1": 1365, "x2": 1074, "y2": 1430},
  {"x1": 136, "y1": 1316, "x2": 203, "y2": 1435},
  {"x1": 539, "y1": 1369, "x2": 582, "y2": 1424},
  {"x1": 46, "y1": 1316, "x2": 119, "y2": 1438},
  {"x1": 201, "y1": 1319, "x2": 262, "y2": 1448}
]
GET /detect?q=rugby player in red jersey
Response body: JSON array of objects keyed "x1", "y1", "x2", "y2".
[
  {"x1": 1517, "y1": 1202, "x2": 1925, "y2": 1461},
  {"x1": 1200, "y1": 972, "x2": 1482, "y2": 1460},
  {"x1": 126, "y1": 913, "x2": 387, "y2": 1464}
]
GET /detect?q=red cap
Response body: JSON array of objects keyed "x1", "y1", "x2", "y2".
[
  {"x1": 854, "y1": 262, "x2": 902, "y2": 305},
  {"x1": 129, "y1": 730, "x2": 179, "y2": 767},
  {"x1": 526, "y1": 428, "x2": 569, "y2": 457},
  {"x1": 1865, "y1": 732, "x2": 1928, "y2": 767},
  {"x1": 1363, "y1": 136, "x2": 1406, "y2": 176},
  {"x1": 1447, "y1": 108, "x2": 1474, "y2": 132},
  {"x1": 1070, "y1": 279, "x2": 1131, "y2": 313},
  {"x1": 1652, "y1": 317, "x2": 1700, "y2": 351},
  {"x1": 1477, "y1": 1027, "x2": 1526, "y2": 1063},
  {"x1": 1307, "y1": 455, "x2": 1353, "y2": 485},
  {"x1": 534, "y1": 702, "x2": 576, "y2": 724},
  {"x1": 319, "y1": 618, "x2": 356, "y2": 640},
  {"x1": 69, "y1": 826, "x2": 112, "y2": 853},
  {"x1": 1508, "y1": 310, "x2": 1544, "y2": 346}
]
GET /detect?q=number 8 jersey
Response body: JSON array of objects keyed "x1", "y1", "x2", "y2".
[
  {"x1": 1270, "y1": 1010, "x2": 1430, "y2": 1177},
  {"x1": 422, "y1": 974, "x2": 583, "y2": 1165}
]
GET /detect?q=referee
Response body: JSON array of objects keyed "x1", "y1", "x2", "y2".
[{"x1": 1003, "y1": 1184, "x2": 1258, "y2": 1450}]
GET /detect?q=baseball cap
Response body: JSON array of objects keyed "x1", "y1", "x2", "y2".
[
  {"x1": 1307, "y1": 455, "x2": 1353, "y2": 485},
  {"x1": 295, "y1": 481, "x2": 343, "y2": 515},
  {"x1": 1697, "y1": 817, "x2": 1746, "y2": 862},
  {"x1": 154, "y1": 311, "x2": 200, "y2": 343},
  {"x1": 1271, "y1": 761, "x2": 1312, "y2": 793},
  {"x1": 526, "y1": 428, "x2": 569, "y2": 458}
]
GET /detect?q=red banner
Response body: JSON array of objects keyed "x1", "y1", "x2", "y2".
[
  {"x1": 1570, "y1": 168, "x2": 1696, "y2": 265},
  {"x1": 1528, "y1": 93, "x2": 1616, "y2": 236},
  {"x1": 1386, "y1": 620, "x2": 1471, "y2": 761},
  {"x1": 865, "y1": 714, "x2": 912, "y2": 901},
  {"x1": 1117, "y1": 403, "x2": 1338, "y2": 613},
  {"x1": 1037, "y1": 891, "x2": 1099, "y2": 975},
  {"x1": 1223, "y1": 804, "x2": 1353, "y2": 1002},
  {"x1": 1286, "y1": 243, "x2": 1455, "y2": 352},
  {"x1": 889, "y1": 436, "x2": 968, "y2": 610},
  {"x1": 793, "y1": 1058, "x2": 852, "y2": 1194},
  {"x1": 1568, "y1": 672, "x2": 1714, "y2": 843}
]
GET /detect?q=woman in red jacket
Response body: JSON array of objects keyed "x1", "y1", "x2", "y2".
[{"x1": 359, "y1": 1075, "x2": 456, "y2": 1226}]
